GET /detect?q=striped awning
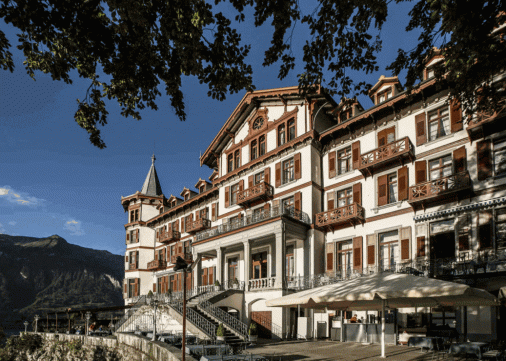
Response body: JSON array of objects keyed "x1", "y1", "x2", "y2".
[{"x1": 413, "y1": 196, "x2": 506, "y2": 222}]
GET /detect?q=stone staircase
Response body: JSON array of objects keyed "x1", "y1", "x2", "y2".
[{"x1": 187, "y1": 306, "x2": 243, "y2": 346}]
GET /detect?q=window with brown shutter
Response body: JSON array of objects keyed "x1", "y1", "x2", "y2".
[
  {"x1": 125, "y1": 255, "x2": 128, "y2": 263},
  {"x1": 212, "y1": 203, "x2": 216, "y2": 221},
  {"x1": 378, "y1": 126, "x2": 395, "y2": 147},
  {"x1": 415, "y1": 113, "x2": 427, "y2": 146},
  {"x1": 478, "y1": 211, "x2": 493, "y2": 249},
  {"x1": 352, "y1": 182, "x2": 362, "y2": 205},
  {"x1": 294, "y1": 192, "x2": 301, "y2": 211},
  {"x1": 326, "y1": 243, "x2": 334, "y2": 272},
  {"x1": 294, "y1": 153, "x2": 301, "y2": 180},
  {"x1": 329, "y1": 151, "x2": 336, "y2": 178},
  {"x1": 225, "y1": 186, "x2": 230, "y2": 207},
  {"x1": 450, "y1": 99, "x2": 463, "y2": 133},
  {"x1": 367, "y1": 245, "x2": 375, "y2": 265},
  {"x1": 327, "y1": 192, "x2": 335, "y2": 211},
  {"x1": 248, "y1": 175, "x2": 254, "y2": 188},
  {"x1": 453, "y1": 146, "x2": 467, "y2": 173},
  {"x1": 415, "y1": 160, "x2": 427, "y2": 184},
  {"x1": 124, "y1": 281, "x2": 127, "y2": 298},
  {"x1": 417, "y1": 236, "x2": 426, "y2": 257},
  {"x1": 265, "y1": 167, "x2": 271, "y2": 184},
  {"x1": 352, "y1": 141, "x2": 360, "y2": 169},
  {"x1": 135, "y1": 229, "x2": 139, "y2": 243},
  {"x1": 239, "y1": 179, "x2": 244, "y2": 192},
  {"x1": 275, "y1": 162, "x2": 281, "y2": 187},
  {"x1": 264, "y1": 202, "x2": 270, "y2": 211},
  {"x1": 397, "y1": 166, "x2": 408, "y2": 201},
  {"x1": 377, "y1": 174, "x2": 388, "y2": 206},
  {"x1": 353, "y1": 236, "x2": 362, "y2": 271},
  {"x1": 136, "y1": 251, "x2": 139, "y2": 268},
  {"x1": 400, "y1": 227, "x2": 411, "y2": 260},
  {"x1": 477, "y1": 140, "x2": 492, "y2": 180},
  {"x1": 153, "y1": 283, "x2": 156, "y2": 292},
  {"x1": 134, "y1": 278, "x2": 139, "y2": 297},
  {"x1": 175, "y1": 219, "x2": 179, "y2": 232},
  {"x1": 126, "y1": 232, "x2": 129, "y2": 243}
]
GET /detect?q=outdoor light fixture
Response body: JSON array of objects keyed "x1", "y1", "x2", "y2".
[
  {"x1": 24, "y1": 321, "x2": 29, "y2": 333},
  {"x1": 173, "y1": 256, "x2": 191, "y2": 361},
  {"x1": 34, "y1": 315, "x2": 40, "y2": 334},
  {"x1": 85, "y1": 311, "x2": 92, "y2": 336}
]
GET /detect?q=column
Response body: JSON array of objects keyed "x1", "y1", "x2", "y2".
[
  {"x1": 216, "y1": 247, "x2": 223, "y2": 284},
  {"x1": 243, "y1": 240, "x2": 250, "y2": 291},
  {"x1": 275, "y1": 227, "x2": 286, "y2": 289},
  {"x1": 195, "y1": 253, "x2": 202, "y2": 288}
]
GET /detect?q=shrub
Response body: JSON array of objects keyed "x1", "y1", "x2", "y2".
[
  {"x1": 216, "y1": 323, "x2": 225, "y2": 337},
  {"x1": 248, "y1": 322, "x2": 257, "y2": 336},
  {"x1": 214, "y1": 280, "x2": 220, "y2": 286}
]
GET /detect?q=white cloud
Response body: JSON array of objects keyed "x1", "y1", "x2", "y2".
[
  {"x1": 8, "y1": 221, "x2": 16, "y2": 226},
  {"x1": 0, "y1": 186, "x2": 45, "y2": 207},
  {"x1": 63, "y1": 219, "x2": 85, "y2": 236},
  {"x1": 0, "y1": 223, "x2": 6, "y2": 234}
]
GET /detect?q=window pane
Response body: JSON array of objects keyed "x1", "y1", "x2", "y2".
[
  {"x1": 429, "y1": 121, "x2": 438, "y2": 141},
  {"x1": 379, "y1": 230, "x2": 398, "y2": 243}
]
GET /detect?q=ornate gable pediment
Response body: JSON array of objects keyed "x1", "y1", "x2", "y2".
[{"x1": 247, "y1": 107, "x2": 269, "y2": 136}]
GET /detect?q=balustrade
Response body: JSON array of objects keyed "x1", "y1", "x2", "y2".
[
  {"x1": 146, "y1": 259, "x2": 166, "y2": 270},
  {"x1": 408, "y1": 172, "x2": 470, "y2": 204},
  {"x1": 159, "y1": 230, "x2": 180, "y2": 244},
  {"x1": 171, "y1": 251, "x2": 193, "y2": 264},
  {"x1": 315, "y1": 203, "x2": 364, "y2": 228},
  {"x1": 248, "y1": 277, "x2": 277, "y2": 290},
  {"x1": 199, "y1": 300, "x2": 248, "y2": 339},
  {"x1": 186, "y1": 218, "x2": 211, "y2": 233},
  {"x1": 237, "y1": 182, "x2": 273, "y2": 206},
  {"x1": 358, "y1": 137, "x2": 414, "y2": 173}
]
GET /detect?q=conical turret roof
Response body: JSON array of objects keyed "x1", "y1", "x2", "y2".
[{"x1": 141, "y1": 154, "x2": 163, "y2": 197}]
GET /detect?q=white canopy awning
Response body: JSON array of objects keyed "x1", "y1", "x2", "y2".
[{"x1": 267, "y1": 272, "x2": 498, "y2": 310}]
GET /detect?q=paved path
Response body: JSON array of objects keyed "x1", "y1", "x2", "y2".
[{"x1": 245, "y1": 339, "x2": 459, "y2": 361}]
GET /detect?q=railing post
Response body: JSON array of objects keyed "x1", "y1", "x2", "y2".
[{"x1": 243, "y1": 241, "x2": 250, "y2": 291}]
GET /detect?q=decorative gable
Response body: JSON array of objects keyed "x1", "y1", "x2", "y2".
[
  {"x1": 247, "y1": 108, "x2": 269, "y2": 137},
  {"x1": 369, "y1": 75, "x2": 403, "y2": 105}
]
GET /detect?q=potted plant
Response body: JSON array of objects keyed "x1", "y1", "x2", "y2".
[
  {"x1": 248, "y1": 322, "x2": 258, "y2": 343},
  {"x1": 232, "y1": 278, "x2": 239, "y2": 289},
  {"x1": 216, "y1": 323, "x2": 225, "y2": 342},
  {"x1": 214, "y1": 280, "x2": 221, "y2": 292}
]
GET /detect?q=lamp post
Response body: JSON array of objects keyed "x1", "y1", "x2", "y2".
[
  {"x1": 24, "y1": 321, "x2": 29, "y2": 334},
  {"x1": 147, "y1": 293, "x2": 160, "y2": 341},
  {"x1": 34, "y1": 315, "x2": 40, "y2": 334},
  {"x1": 174, "y1": 256, "x2": 191, "y2": 361},
  {"x1": 85, "y1": 312, "x2": 92, "y2": 336}
]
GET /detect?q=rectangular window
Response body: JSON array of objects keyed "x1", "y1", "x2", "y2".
[
  {"x1": 429, "y1": 155, "x2": 452, "y2": 180},
  {"x1": 228, "y1": 258, "x2": 238, "y2": 281},
  {"x1": 494, "y1": 139, "x2": 506, "y2": 176},
  {"x1": 496, "y1": 208, "x2": 506, "y2": 249},
  {"x1": 282, "y1": 158, "x2": 294, "y2": 184},
  {"x1": 251, "y1": 140, "x2": 258, "y2": 161},
  {"x1": 337, "y1": 240, "x2": 353, "y2": 277},
  {"x1": 254, "y1": 171, "x2": 264, "y2": 185},
  {"x1": 228, "y1": 154, "x2": 233, "y2": 173},
  {"x1": 278, "y1": 124, "x2": 286, "y2": 146},
  {"x1": 282, "y1": 196, "x2": 294, "y2": 212},
  {"x1": 234, "y1": 150, "x2": 241, "y2": 169},
  {"x1": 337, "y1": 187, "x2": 353, "y2": 208},
  {"x1": 288, "y1": 120, "x2": 296, "y2": 141},
  {"x1": 388, "y1": 173, "x2": 398, "y2": 204},
  {"x1": 128, "y1": 279, "x2": 136, "y2": 298},
  {"x1": 428, "y1": 106, "x2": 450, "y2": 141},
  {"x1": 337, "y1": 147, "x2": 351, "y2": 175},
  {"x1": 259, "y1": 136, "x2": 266, "y2": 156},
  {"x1": 377, "y1": 88, "x2": 392, "y2": 103},
  {"x1": 379, "y1": 230, "x2": 398, "y2": 271},
  {"x1": 286, "y1": 245, "x2": 295, "y2": 281},
  {"x1": 252, "y1": 207, "x2": 263, "y2": 222},
  {"x1": 230, "y1": 184, "x2": 239, "y2": 205}
]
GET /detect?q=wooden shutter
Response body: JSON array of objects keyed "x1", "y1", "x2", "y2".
[
  {"x1": 125, "y1": 255, "x2": 128, "y2": 263},
  {"x1": 239, "y1": 179, "x2": 244, "y2": 191},
  {"x1": 417, "y1": 236, "x2": 426, "y2": 257},
  {"x1": 202, "y1": 268, "x2": 208, "y2": 286},
  {"x1": 415, "y1": 113, "x2": 427, "y2": 146},
  {"x1": 367, "y1": 234, "x2": 375, "y2": 265},
  {"x1": 377, "y1": 129, "x2": 387, "y2": 147},
  {"x1": 134, "y1": 278, "x2": 139, "y2": 297},
  {"x1": 458, "y1": 215, "x2": 471, "y2": 251},
  {"x1": 136, "y1": 251, "x2": 139, "y2": 268},
  {"x1": 208, "y1": 267, "x2": 214, "y2": 285},
  {"x1": 264, "y1": 202, "x2": 271, "y2": 211},
  {"x1": 212, "y1": 203, "x2": 217, "y2": 221},
  {"x1": 156, "y1": 229, "x2": 159, "y2": 242},
  {"x1": 175, "y1": 219, "x2": 179, "y2": 232},
  {"x1": 450, "y1": 99, "x2": 463, "y2": 133},
  {"x1": 153, "y1": 283, "x2": 156, "y2": 292},
  {"x1": 248, "y1": 175, "x2": 254, "y2": 188},
  {"x1": 124, "y1": 280, "x2": 127, "y2": 299},
  {"x1": 397, "y1": 166, "x2": 408, "y2": 201},
  {"x1": 225, "y1": 186, "x2": 230, "y2": 208},
  {"x1": 181, "y1": 217, "x2": 185, "y2": 233},
  {"x1": 327, "y1": 191, "x2": 335, "y2": 211},
  {"x1": 195, "y1": 210, "x2": 199, "y2": 221},
  {"x1": 477, "y1": 140, "x2": 492, "y2": 180},
  {"x1": 326, "y1": 243, "x2": 334, "y2": 272},
  {"x1": 400, "y1": 226, "x2": 411, "y2": 260},
  {"x1": 377, "y1": 174, "x2": 388, "y2": 206},
  {"x1": 329, "y1": 151, "x2": 336, "y2": 178},
  {"x1": 478, "y1": 211, "x2": 493, "y2": 249},
  {"x1": 126, "y1": 232, "x2": 129, "y2": 243},
  {"x1": 453, "y1": 146, "x2": 467, "y2": 173},
  {"x1": 155, "y1": 251, "x2": 158, "y2": 260},
  {"x1": 294, "y1": 153, "x2": 301, "y2": 180},
  {"x1": 162, "y1": 248, "x2": 166, "y2": 261},
  {"x1": 352, "y1": 141, "x2": 361, "y2": 169},
  {"x1": 264, "y1": 167, "x2": 271, "y2": 184},
  {"x1": 352, "y1": 182, "x2": 362, "y2": 205},
  {"x1": 135, "y1": 229, "x2": 139, "y2": 243},
  {"x1": 275, "y1": 162, "x2": 281, "y2": 187},
  {"x1": 353, "y1": 236, "x2": 363, "y2": 271},
  {"x1": 415, "y1": 160, "x2": 427, "y2": 184},
  {"x1": 294, "y1": 192, "x2": 302, "y2": 211}
]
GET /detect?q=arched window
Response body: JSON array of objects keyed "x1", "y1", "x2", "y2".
[
  {"x1": 234, "y1": 150, "x2": 240, "y2": 169},
  {"x1": 228, "y1": 154, "x2": 233, "y2": 172},
  {"x1": 251, "y1": 140, "x2": 258, "y2": 160},
  {"x1": 288, "y1": 119, "x2": 295, "y2": 141},
  {"x1": 278, "y1": 124, "x2": 286, "y2": 146},
  {"x1": 259, "y1": 135, "x2": 266, "y2": 156}
]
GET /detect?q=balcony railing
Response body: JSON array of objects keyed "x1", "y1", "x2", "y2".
[
  {"x1": 195, "y1": 206, "x2": 311, "y2": 242},
  {"x1": 249, "y1": 277, "x2": 277, "y2": 290},
  {"x1": 315, "y1": 203, "x2": 364, "y2": 229},
  {"x1": 128, "y1": 263, "x2": 138, "y2": 270},
  {"x1": 186, "y1": 218, "x2": 211, "y2": 234},
  {"x1": 237, "y1": 181, "x2": 274, "y2": 206},
  {"x1": 171, "y1": 251, "x2": 193, "y2": 264},
  {"x1": 467, "y1": 99, "x2": 506, "y2": 140},
  {"x1": 159, "y1": 230, "x2": 181, "y2": 244},
  {"x1": 408, "y1": 172, "x2": 471, "y2": 204},
  {"x1": 146, "y1": 259, "x2": 167, "y2": 270},
  {"x1": 358, "y1": 137, "x2": 414, "y2": 174}
]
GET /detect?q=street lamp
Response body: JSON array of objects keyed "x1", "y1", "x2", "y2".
[
  {"x1": 24, "y1": 321, "x2": 29, "y2": 334},
  {"x1": 147, "y1": 293, "x2": 160, "y2": 342},
  {"x1": 34, "y1": 315, "x2": 40, "y2": 334},
  {"x1": 174, "y1": 256, "x2": 191, "y2": 361},
  {"x1": 85, "y1": 312, "x2": 92, "y2": 336}
]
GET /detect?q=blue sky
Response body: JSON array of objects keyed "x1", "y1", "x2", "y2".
[{"x1": 0, "y1": 2, "x2": 419, "y2": 255}]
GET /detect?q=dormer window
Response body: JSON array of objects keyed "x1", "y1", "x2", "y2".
[
  {"x1": 288, "y1": 120, "x2": 296, "y2": 141},
  {"x1": 234, "y1": 150, "x2": 241, "y2": 169},
  {"x1": 425, "y1": 66, "x2": 435, "y2": 80},
  {"x1": 228, "y1": 154, "x2": 233, "y2": 172},
  {"x1": 377, "y1": 88, "x2": 392, "y2": 103},
  {"x1": 200, "y1": 185, "x2": 205, "y2": 193},
  {"x1": 184, "y1": 193, "x2": 189, "y2": 201},
  {"x1": 171, "y1": 200, "x2": 176, "y2": 207},
  {"x1": 278, "y1": 124, "x2": 286, "y2": 146},
  {"x1": 340, "y1": 109, "x2": 352, "y2": 122}
]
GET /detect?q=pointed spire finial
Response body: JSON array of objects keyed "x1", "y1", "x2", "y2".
[{"x1": 151, "y1": 153, "x2": 156, "y2": 165}]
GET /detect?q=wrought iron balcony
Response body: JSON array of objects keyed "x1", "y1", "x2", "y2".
[
  {"x1": 147, "y1": 259, "x2": 167, "y2": 270},
  {"x1": 237, "y1": 182, "x2": 274, "y2": 207},
  {"x1": 128, "y1": 263, "x2": 138, "y2": 270},
  {"x1": 358, "y1": 137, "x2": 414, "y2": 176},
  {"x1": 171, "y1": 252, "x2": 193, "y2": 264},
  {"x1": 315, "y1": 203, "x2": 365, "y2": 229},
  {"x1": 159, "y1": 230, "x2": 181, "y2": 244},
  {"x1": 408, "y1": 171, "x2": 471, "y2": 206},
  {"x1": 186, "y1": 218, "x2": 211, "y2": 234}
]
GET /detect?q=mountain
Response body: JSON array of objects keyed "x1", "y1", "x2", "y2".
[{"x1": 0, "y1": 234, "x2": 124, "y2": 329}]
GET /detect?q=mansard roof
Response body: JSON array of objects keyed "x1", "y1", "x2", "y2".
[{"x1": 141, "y1": 154, "x2": 163, "y2": 197}]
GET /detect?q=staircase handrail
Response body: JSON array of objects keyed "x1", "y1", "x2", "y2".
[
  {"x1": 115, "y1": 295, "x2": 146, "y2": 332},
  {"x1": 199, "y1": 300, "x2": 248, "y2": 339},
  {"x1": 171, "y1": 302, "x2": 216, "y2": 341}
]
